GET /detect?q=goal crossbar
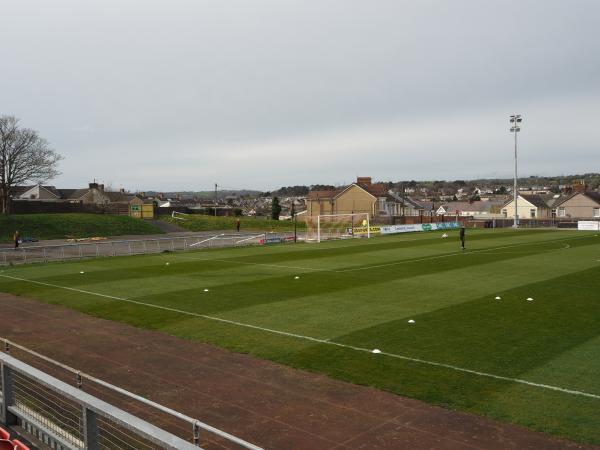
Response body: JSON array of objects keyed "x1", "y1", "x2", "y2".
[{"x1": 315, "y1": 213, "x2": 370, "y2": 243}]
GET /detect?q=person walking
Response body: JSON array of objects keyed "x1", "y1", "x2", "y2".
[
  {"x1": 459, "y1": 227, "x2": 465, "y2": 251},
  {"x1": 14, "y1": 230, "x2": 20, "y2": 249},
  {"x1": 235, "y1": 218, "x2": 241, "y2": 232}
]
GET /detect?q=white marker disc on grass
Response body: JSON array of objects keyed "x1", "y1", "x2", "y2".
[
  {"x1": 294, "y1": 276, "x2": 300, "y2": 279},
  {"x1": 408, "y1": 319, "x2": 415, "y2": 324},
  {"x1": 495, "y1": 296, "x2": 501, "y2": 300},
  {"x1": 204, "y1": 288, "x2": 209, "y2": 292},
  {"x1": 526, "y1": 297, "x2": 534, "y2": 302},
  {"x1": 80, "y1": 271, "x2": 85, "y2": 274},
  {"x1": 372, "y1": 349, "x2": 381, "y2": 354},
  {"x1": 166, "y1": 262, "x2": 170, "y2": 266}
]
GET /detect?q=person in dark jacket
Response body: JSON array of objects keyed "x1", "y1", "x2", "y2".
[
  {"x1": 14, "y1": 230, "x2": 20, "y2": 249},
  {"x1": 459, "y1": 227, "x2": 465, "y2": 250}
]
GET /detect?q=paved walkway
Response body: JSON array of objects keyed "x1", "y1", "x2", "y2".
[{"x1": 0, "y1": 293, "x2": 594, "y2": 449}]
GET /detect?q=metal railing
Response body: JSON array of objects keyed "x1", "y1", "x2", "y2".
[
  {"x1": 1, "y1": 340, "x2": 263, "y2": 450},
  {"x1": 0, "y1": 232, "x2": 296, "y2": 266}
]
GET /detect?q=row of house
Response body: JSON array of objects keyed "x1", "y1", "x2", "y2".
[
  {"x1": 502, "y1": 192, "x2": 600, "y2": 219},
  {"x1": 306, "y1": 177, "x2": 431, "y2": 217},
  {"x1": 12, "y1": 182, "x2": 133, "y2": 204},
  {"x1": 13, "y1": 178, "x2": 600, "y2": 222},
  {"x1": 305, "y1": 177, "x2": 600, "y2": 221},
  {"x1": 11, "y1": 182, "x2": 155, "y2": 218}
]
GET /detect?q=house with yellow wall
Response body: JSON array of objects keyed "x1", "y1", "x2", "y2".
[
  {"x1": 306, "y1": 177, "x2": 404, "y2": 218},
  {"x1": 501, "y1": 194, "x2": 551, "y2": 219}
]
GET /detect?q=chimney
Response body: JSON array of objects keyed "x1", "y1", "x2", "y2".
[
  {"x1": 573, "y1": 180, "x2": 586, "y2": 193},
  {"x1": 357, "y1": 176, "x2": 372, "y2": 186},
  {"x1": 99, "y1": 184, "x2": 104, "y2": 191},
  {"x1": 119, "y1": 188, "x2": 125, "y2": 194},
  {"x1": 88, "y1": 182, "x2": 98, "y2": 189}
]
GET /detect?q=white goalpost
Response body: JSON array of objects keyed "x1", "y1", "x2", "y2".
[
  {"x1": 305, "y1": 213, "x2": 371, "y2": 243},
  {"x1": 171, "y1": 211, "x2": 189, "y2": 221}
]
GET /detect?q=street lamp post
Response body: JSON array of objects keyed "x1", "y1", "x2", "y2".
[{"x1": 509, "y1": 114, "x2": 522, "y2": 228}]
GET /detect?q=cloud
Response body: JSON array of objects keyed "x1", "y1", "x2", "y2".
[{"x1": 1, "y1": 0, "x2": 599, "y2": 190}]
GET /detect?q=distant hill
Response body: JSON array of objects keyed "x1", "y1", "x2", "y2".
[
  {"x1": 145, "y1": 190, "x2": 261, "y2": 199},
  {"x1": 143, "y1": 173, "x2": 600, "y2": 201}
]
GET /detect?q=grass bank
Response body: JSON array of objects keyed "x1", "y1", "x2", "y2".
[
  {"x1": 162, "y1": 214, "x2": 305, "y2": 232},
  {"x1": 0, "y1": 213, "x2": 163, "y2": 243}
]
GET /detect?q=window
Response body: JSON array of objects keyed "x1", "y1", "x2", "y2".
[
  {"x1": 502, "y1": 209, "x2": 507, "y2": 217},
  {"x1": 558, "y1": 207, "x2": 566, "y2": 217},
  {"x1": 594, "y1": 208, "x2": 600, "y2": 218},
  {"x1": 530, "y1": 209, "x2": 536, "y2": 218}
]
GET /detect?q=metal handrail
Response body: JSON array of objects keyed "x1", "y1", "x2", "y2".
[
  {"x1": 2, "y1": 339, "x2": 263, "y2": 450},
  {"x1": 0, "y1": 232, "x2": 292, "y2": 266},
  {"x1": 0, "y1": 233, "x2": 269, "y2": 252},
  {"x1": 1, "y1": 352, "x2": 198, "y2": 450}
]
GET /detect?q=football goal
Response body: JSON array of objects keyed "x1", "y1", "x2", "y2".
[
  {"x1": 305, "y1": 213, "x2": 371, "y2": 242},
  {"x1": 171, "y1": 211, "x2": 189, "y2": 221}
]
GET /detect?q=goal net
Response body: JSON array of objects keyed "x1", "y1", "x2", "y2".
[
  {"x1": 171, "y1": 211, "x2": 189, "y2": 221},
  {"x1": 305, "y1": 213, "x2": 371, "y2": 242}
]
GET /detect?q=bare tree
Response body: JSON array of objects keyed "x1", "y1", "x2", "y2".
[{"x1": 0, "y1": 115, "x2": 63, "y2": 213}]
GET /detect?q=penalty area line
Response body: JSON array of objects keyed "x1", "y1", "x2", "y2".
[{"x1": 1, "y1": 274, "x2": 599, "y2": 401}]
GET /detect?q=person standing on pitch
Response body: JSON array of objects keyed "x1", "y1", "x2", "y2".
[
  {"x1": 236, "y1": 218, "x2": 241, "y2": 232},
  {"x1": 459, "y1": 227, "x2": 465, "y2": 250},
  {"x1": 14, "y1": 230, "x2": 20, "y2": 249}
]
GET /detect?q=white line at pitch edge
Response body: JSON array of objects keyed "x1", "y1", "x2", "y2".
[{"x1": 1, "y1": 273, "x2": 599, "y2": 401}]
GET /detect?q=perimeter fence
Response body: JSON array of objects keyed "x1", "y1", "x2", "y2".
[
  {"x1": 0, "y1": 232, "x2": 297, "y2": 266},
  {"x1": 0, "y1": 340, "x2": 263, "y2": 450}
]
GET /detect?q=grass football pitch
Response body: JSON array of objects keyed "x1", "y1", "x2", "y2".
[{"x1": 1, "y1": 228, "x2": 600, "y2": 445}]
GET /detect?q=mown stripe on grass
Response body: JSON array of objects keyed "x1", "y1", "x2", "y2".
[
  {"x1": 333, "y1": 265, "x2": 600, "y2": 379},
  {"x1": 1, "y1": 272, "x2": 599, "y2": 402},
  {"x1": 128, "y1": 235, "x2": 599, "y2": 316},
  {"x1": 197, "y1": 229, "x2": 560, "y2": 266},
  {"x1": 7, "y1": 233, "x2": 595, "y2": 321}
]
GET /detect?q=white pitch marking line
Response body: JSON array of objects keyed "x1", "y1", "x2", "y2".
[
  {"x1": 175, "y1": 234, "x2": 590, "y2": 275},
  {"x1": 336, "y1": 234, "x2": 591, "y2": 273},
  {"x1": 0, "y1": 275, "x2": 125, "y2": 300},
  {"x1": 2, "y1": 273, "x2": 600, "y2": 401}
]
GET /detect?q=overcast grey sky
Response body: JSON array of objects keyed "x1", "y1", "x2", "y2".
[{"x1": 2, "y1": 0, "x2": 599, "y2": 191}]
